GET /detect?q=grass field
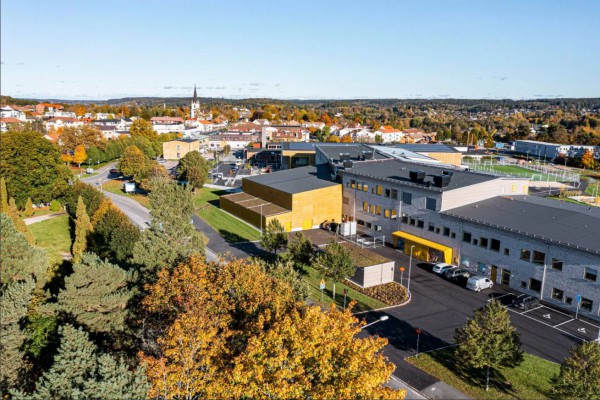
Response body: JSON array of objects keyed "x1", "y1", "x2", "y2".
[
  {"x1": 300, "y1": 263, "x2": 387, "y2": 312},
  {"x1": 585, "y1": 180, "x2": 600, "y2": 196},
  {"x1": 193, "y1": 187, "x2": 261, "y2": 243},
  {"x1": 101, "y1": 179, "x2": 151, "y2": 209},
  {"x1": 406, "y1": 347, "x2": 560, "y2": 400},
  {"x1": 29, "y1": 215, "x2": 72, "y2": 261}
]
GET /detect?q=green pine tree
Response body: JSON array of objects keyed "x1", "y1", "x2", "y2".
[
  {"x1": 57, "y1": 254, "x2": 135, "y2": 333},
  {"x1": 23, "y1": 198, "x2": 34, "y2": 218},
  {"x1": 7, "y1": 198, "x2": 35, "y2": 245},
  {"x1": 454, "y1": 299, "x2": 523, "y2": 391},
  {"x1": 0, "y1": 213, "x2": 48, "y2": 290},
  {"x1": 72, "y1": 196, "x2": 92, "y2": 263},
  {"x1": 260, "y1": 218, "x2": 288, "y2": 254},
  {"x1": 12, "y1": 324, "x2": 149, "y2": 399},
  {"x1": 0, "y1": 176, "x2": 8, "y2": 214},
  {"x1": 551, "y1": 341, "x2": 600, "y2": 400},
  {"x1": 0, "y1": 278, "x2": 35, "y2": 391}
]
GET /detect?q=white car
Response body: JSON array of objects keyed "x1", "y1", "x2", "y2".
[
  {"x1": 432, "y1": 262, "x2": 457, "y2": 275},
  {"x1": 466, "y1": 276, "x2": 494, "y2": 292}
]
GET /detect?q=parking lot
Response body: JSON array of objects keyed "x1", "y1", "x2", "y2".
[{"x1": 491, "y1": 292, "x2": 600, "y2": 342}]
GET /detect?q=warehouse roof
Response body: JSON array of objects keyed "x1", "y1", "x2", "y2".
[
  {"x1": 442, "y1": 195, "x2": 600, "y2": 254},
  {"x1": 344, "y1": 159, "x2": 497, "y2": 191},
  {"x1": 244, "y1": 165, "x2": 338, "y2": 194}
]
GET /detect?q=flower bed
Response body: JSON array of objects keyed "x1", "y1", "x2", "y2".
[{"x1": 344, "y1": 280, "x2": 408, "y2": 306}]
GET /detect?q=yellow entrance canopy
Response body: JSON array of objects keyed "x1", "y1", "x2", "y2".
[{"x1": 392, "y1": 231, "x2": 453, "y2": 264}]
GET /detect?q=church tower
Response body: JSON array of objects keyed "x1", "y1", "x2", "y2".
[{"x1": 190, "y1": 85, "x2": 200, "y2": 118}]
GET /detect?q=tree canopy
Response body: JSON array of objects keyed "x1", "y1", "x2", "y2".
[
  {"x1": 260, "y1": 218, "x2": 288, "y2": 254},
  {"x1": 551, "y1": 341, "x2": 600, "y2": 400},
  {"x1": 177, "y1": 150, "x2": 210, "y2": 190}
]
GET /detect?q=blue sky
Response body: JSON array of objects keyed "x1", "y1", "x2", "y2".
[{"x1": 1, "y1": 0, "x2": 599, "y2": 100}]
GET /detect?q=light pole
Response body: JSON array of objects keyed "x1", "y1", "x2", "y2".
[
  {"x1": 407, "y1": 245, "x2": 415, "y2": 293},
  {"x1": 259, "y1": 203, "x2": 265, "y2": 236},
  {"x1": 361, "y1": 315, "x2": 389, "y2": 330}
]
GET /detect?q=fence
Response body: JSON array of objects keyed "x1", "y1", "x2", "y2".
[{"x1": 462, "y1": 159, "x2": 580, "y2": 183}]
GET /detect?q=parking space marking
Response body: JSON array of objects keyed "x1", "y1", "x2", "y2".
[
  {"x1": 553, "y1": 319, "x2": 574, "y2": 328},
  {"x1": 507, "y1": 308, "x2": 587, "y2": 342},
  {"x1": 489, "y1": 293, "x2": 514, "y2": 302},
  {"x1": 520, "y1": 305, "x2": 543, "y2": 315},
  {"x1": 577, "y1": 319, "x2": 600, "y2": 329}
]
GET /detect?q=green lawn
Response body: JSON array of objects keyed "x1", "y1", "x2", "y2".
[
  {"x1": 29, "y1": 215, "x2": 72, "y2": 260},
  {"x1": 193, "y1": 187, "x2": 261, "y2": 243},
  {"x1": 406, "y1": 347, "x2": 560, "y2": 400},
  {"x1": 101, "y1": 179, "x2": 151, "y2": 209},
  {"x1": 585, "y1": 180, "x2": 600, "y2": 196},
  {"x1": 300, "y1": 263, "x2": 387, "y2": 312}
]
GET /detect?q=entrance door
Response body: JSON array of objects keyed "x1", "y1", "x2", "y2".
[
  {"x1": 501, "y1": 269, "x2": 511, "y2": 285},
  {"x1": 491, "y1": 265, "x2": 498, "y2": 283}
]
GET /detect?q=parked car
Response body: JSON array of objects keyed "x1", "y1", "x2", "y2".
[
  {"x1": 444, "y1": 268, "x2": 471, "y2": 281},
  {"x1": 432, "y1": 263, "x2": 457, "y2": 275},
  {"x1": 466, "y1": 276, "x2": 494, "y2": 292},
  {"x1": 109, "y1": 168, "x2": 118, "y2": 174},
  {"x1": 512, "y1": 295, "x2": 539, "y2": 310}
]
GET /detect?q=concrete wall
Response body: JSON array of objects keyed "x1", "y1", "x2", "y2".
[
  {"x1": 441, "y1": 178, "x2": 529, "y2": 211},
  {"x1": 348, "y1": 261, "x2": 395, "y2": 288},
  {"x1": 162, "y1": 140, "x2": 201, "y2": 160}
]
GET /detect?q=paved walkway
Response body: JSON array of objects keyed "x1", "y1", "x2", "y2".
[{"x1": 24, "y1": 212, "x2": 67, "y2": 225}]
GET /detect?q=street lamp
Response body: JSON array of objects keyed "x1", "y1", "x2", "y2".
[
  {"x1": 361, "y1": 315, "x2": 389, "y2": 330},
  {"x1": 259, "y1": 203, "x2": 265, "y2": 236},
  {"x1": 407, "y1": 245, "x2": 415, "y2": 293}
]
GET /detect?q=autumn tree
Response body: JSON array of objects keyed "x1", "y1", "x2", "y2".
[
  {"x1": 454, "y1": 299, "x2": 523, "y2": 391},
  {"x1": 72, "y1": 196, "x2": 92, "y2": 262},
  {"x1": 551, "y1": 341, "x2": 600, "y2": 400},
  {"x1": 326, "y1": 134, "x2": 341, "y2": 143},
  {"x1": 341, "y1": 134, "x2": 353, "y2": 143},
  {"x1": 129, "y1": 118, "x2": 157, "y2": 139},
  {"x1": 0, "y1": 177, "x2": 8, "y2": 213},
  {"x1": 57, "y1": 253, "x2": 135, "y2": 333},
  {"x1": 316, "y1": 240, "x2": 355, "y2": 300},
  {"x1": 375, "y1": 134, "x2": 383, "y2": 144},
  {"x1": 0, "y1": 130, "x2": 71, "y2": 204},
  {"x1": 14, "y1": 325, "x2": 148, "y2": 399},
  {"x1": 59, "y1": 125, "x2": 103, "y2": 152},
  {"x1": 140, "y1": 162, "x2": 170, "y2": 192},
  {"x1": 23, "y1": 198, "x2": 34, "y2": 218},
  {"x1": 72, "y1": 144, "x2": 87, "y2": 167},
  {"x1": 118, "y1": 145, "x2": 148, "y2": 180},
  {"x1": 131, "y1": 176, "x2": 203, "y2": 279},
  {"x1": 581, "y1": 149, "x2": 596, "y2": 169},
  {"x1": 260, "y1": 218, "x2": 288, "y2": 254},
  {"x1": 7, "y1": 198, "x2": 35, "y2": 245},
  {"x1": 177, "y1": 150, "x2": 210, "y2": 191}
]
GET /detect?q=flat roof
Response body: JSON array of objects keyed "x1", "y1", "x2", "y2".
[
  {"x1": 244, "y1": 165, "x2": 338, "y2": 194},
  {"x1": 221, "y1": 192, "x2": 289, "y2": 216},
  {"x1": 345, "y1": 159, "x2": 496, "y2": 191},
  {"x1": 442, "y1": 195, "x2": 600, "y2": 255},
  {"x1": 282, "y1": 142, "x2": 316, "y2": 151},
  {"x1": 316, "y1": 143, "x2": 389, "y2": 162},
  {"x1": 389, "y1": 143, "x2": 460, "y2": 154}
]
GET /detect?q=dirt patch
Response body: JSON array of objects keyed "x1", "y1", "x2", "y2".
[{"x1": 344, "y1": 280, "x2": 407, "y2": 306}]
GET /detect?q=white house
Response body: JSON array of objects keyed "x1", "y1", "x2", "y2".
[
  {"x1": 0, "y1": 106, "x2": 26, "y2": 121},
  {"x1": 44, "y1": 117, "x2": 84, "y2": 131},
  {"x1": 150, "y1": 116, "x2": 185, "y2": 134}
]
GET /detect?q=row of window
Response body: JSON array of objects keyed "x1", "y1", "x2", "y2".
[
  {"x1": 462, "y1": 232, "x2": 503, "y2": 252},
  {"x1": 520, "y1": 280, "x2": 594, "y2": 312},
  {"x1": 362, "y1": 202, "x2": 398, "y2": 219},
  {"x1": 346, "y1": 179, "x2": 437, "y2": 210}
]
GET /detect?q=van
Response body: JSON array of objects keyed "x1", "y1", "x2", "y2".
[
  {"x1": 466, "y1": 276, "x2": 494, "y2": 292},
  {"x1": 432, "y1": 263, "x2": 457, "y2": 275}
]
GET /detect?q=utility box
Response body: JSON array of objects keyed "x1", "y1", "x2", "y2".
[
  {"x1": 123, "y1": 182, "x2": 136, "y2": 193},
  {"x1": 339, "y1": 221, "x2": 357, "y2": 236},
  {"x1": 86, "y1": 168, "x2": 94, "y2": 174}
]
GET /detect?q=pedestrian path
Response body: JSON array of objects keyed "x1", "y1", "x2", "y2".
[{"x1": 24, "y1": 211, "x2": 67, "y2": 225}]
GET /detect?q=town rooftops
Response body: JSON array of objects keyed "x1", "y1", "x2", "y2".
[
  {"x1": 244, "y1": 165, "x2": 337, "y2": 194},
  {"x1": 343, "y1": 158, "x2": 496, "y2": 191},
  {"x1": 442, "y1": 195, "x2": 600, "y2": 255},
  {"x1": 170, "y1": 138, "x2": 201, "y2": 143}
]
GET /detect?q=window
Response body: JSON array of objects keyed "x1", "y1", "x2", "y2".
[
  {"x1": 366, "y1": 222, "x2": 372, "y2": 229},
  {"x1": 472, "y1": 239, "x2": 478, "y2": 246},
  {"x1": 384, "y1": 188, "x2": 391, "y2": 198},
  {"x1": 520, "y1": 281, "x2": 527, "y2": 289},
  {"x1": 363, "y1": 184, "x2": 368, "y2": 192},
  {"x1": 584, "y1": 267, "x2": 598, "y2": 282},
  {"x1": 350, "y1": 179, "x2": 356, "y2": 189},
  {"x1": 376, "y1": 205, "x2": 381, "y2": 215},
  {"x1": 565, "y1": 297, "x2": 573, "y2": 305},
  {"x1": 409, "y1": 218, "x2": 416, "y2": 226},
  {"x1": 551, "y1": 258, "x2": 563, "y2": 271},
  {"x1": 401, "y1": 214, "x2": 408, "y2": 224},
  {"x1": 402, "y1": 192, "x2": 412, "y2": 205},
  {"x1": 480, "y1": 238, "x2": 489, "y2": 248},
  {"x1": 369, "y1": 205, "x2": 375, "y2": 214},
  {"x1": 529, "y1": 278, "x2": 542, "y2": 293},
  {"x1": 357, "y1": 182, "x2": 363, "y2": 190},
  {"x1": 504, "y1": 248, "x2": 510, "y2": 256},
  {"x1": 462, "y1": 232, "x2": 472, "y2": 243},
  {"x1": 343, "y1": 197, "x2": 349, "y2": 205},
  {"x1": 429, "y1": 223, "x2": 435, "y2": 232},
  {"x1": 520, "y1": 249, "x2": 531, "y2": 262},
  {"x1": 451, "y1": 232, "x2": 456, "y2": 239},
  {"x1": 532, "y1": 250, "x2": 545, "y2": 265},
  {"x1": 363, "y1": 201, "x2": 368, "y2": 211},
  {"x1": 374, "y1": 225, "x2": 382, "y2": 232},
  {"x1": 426, "y1": 198, "x2": 437, "y2": 211},
  {"x1": 417, "y1": 219, "x2": 424, "y2": 228},
  {"x1": 552, "y1": 288, "x2": 564, "y2": 301},
  {"x1": 443, "y1": 227, "x2": 450, "y2": 237},
  {"x1": 384, "y1": 209, "x2": 390, "y2": 218},
  {"x1": 376, "y1": 185, "x2": 383, "y2": 195},
  {"x1": 580, "y1": 297, "x2": 593, "y2": 312},
  {"x1": 490, "y1": 239, "x2": 501, "y2": 252},
  {"x1": 391, "y1": 209, "x2": 397, "y2": 219},
  {"x1": 435, "y1": 228, "x2": 440, "y2": 234},
  {"x1": 391, "y1": 189, "x2": 398, "y2": 199}
]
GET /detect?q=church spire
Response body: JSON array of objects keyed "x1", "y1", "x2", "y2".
[{"x1": 193, "y1": 85, "x2": 198, "y2": 103}]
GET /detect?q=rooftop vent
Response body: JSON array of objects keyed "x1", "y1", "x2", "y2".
[
  {"x1": 340, "y1": 153, "x2": 351, "y2": 161},
  {"x1": 433, "y1": 174, "x2": 451, "y2": 187},
  {"x1": 343, "y1": 160, "x2": 353, "y2": 169},
  {"x1": 442, "y1": 170, "x2": 454, "y2": 176},
  {"x1": 409, "y1": 170, "x2": 426, "y2": 182}
]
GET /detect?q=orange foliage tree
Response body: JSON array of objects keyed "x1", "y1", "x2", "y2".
[
  {"x1": 138, "y1": 255, "x2": 404, "y2": 399},
  {"x1": 341, "y1": 134, "x2": 353, "y2": 143}
]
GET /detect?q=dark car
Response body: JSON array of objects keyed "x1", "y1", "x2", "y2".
[
  {"x1": 512, "y1": 295, "x2": 540, "y2": 310},
  {"x1": 109, "y1": 168, "x2": 118, "y2": 174},
  {"x1": 444, "y1": 268, "x2": 471, "y2": 281}
]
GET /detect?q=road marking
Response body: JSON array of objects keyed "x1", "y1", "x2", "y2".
[
  {"x1": 521, "y1": 305, "x2": 543, "y2": 314},
  {"x1": 488, "y1": 293, "x2": 513, "y2": 302},
  {"x1": 576, "y1": 319, "x2": 600, "y2": 329},
  {"x1": 553, "y1": 319, "x2": 573, "y2": 328},
  {"x1": 507, "y1": 308, "x2": 588, "y2": 342},
  {"x1": 578, "y1": 328, "x2": 587, "y2": 334},
  {"x1": 543, "y1": 313, "x2": 551, "y2": 319}
]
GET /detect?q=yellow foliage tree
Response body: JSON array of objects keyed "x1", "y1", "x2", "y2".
[
  {"x1": 61, "y1": 152, "x2": 73, "y2": 164},
  {"x1": 341, "y1": 134, "x2": 353, "y2": 143},
  {"x1": 139, "y1": 255, "x2": 403, "y2": 399},
  {"x1": 73, "y1": 144, "x2": 87, "y2": 167},
  {"x1": 326, "y1": 134, "x2": 341, "y2": 143}
]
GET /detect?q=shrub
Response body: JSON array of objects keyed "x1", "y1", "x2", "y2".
[{"x1": 49, "y1": 200, "x2": 62, "y2": 212}]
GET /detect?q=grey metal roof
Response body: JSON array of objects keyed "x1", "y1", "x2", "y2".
[
  {"x1": 244, "y1": 165, "x2": 338, "y2": 194},
  {"x1": 442, "y1": 196, "x2": 600, "y2": 255},
  {"x1": 316, "y1": 143, "x2": 389, "y2": 161},
  {"x1": 344, "y1": 159, "x2": 496, "y2": 191},
  {"x1": 282, "y1": 142, "x2": 316, "y2": 151}
]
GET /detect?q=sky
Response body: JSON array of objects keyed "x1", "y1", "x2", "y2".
[{"x1": 1, "y1": 0, "x2": 599, "y2": 100}]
